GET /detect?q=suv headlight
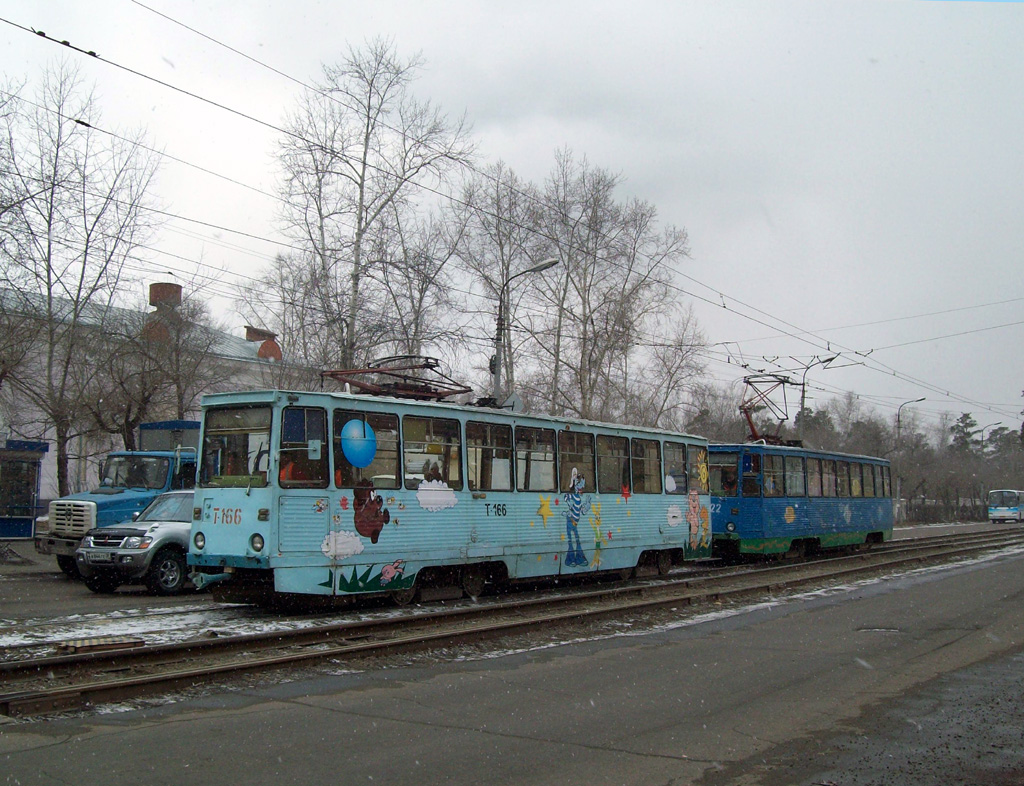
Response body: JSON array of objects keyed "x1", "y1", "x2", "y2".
[
  {"x1": 82, "y1": 535, "x2": 94, "y2": 547},
  {"x1": 124, "y1": 536, "x2": 154, "y2": 549}
]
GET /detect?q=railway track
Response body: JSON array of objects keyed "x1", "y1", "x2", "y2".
[{"x1": 3, "y1": 527, "x2": 1023, "y2": 719}]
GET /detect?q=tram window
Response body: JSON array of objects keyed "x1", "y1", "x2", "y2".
[
  {"x1": 402, "y1": 416, "x2": 462, "y2": 490},
  {"x1": 850, "y1": 463, "x2": 863, "y2": 497},
  {"x1": 333, "y1": 410, "x2": 399, "y2": 490},
  {"x1": 785, "y1": 455, "x2": 806, "y2": 496},
  {"x1": 763, "y1": 454, "x2": 785, "y2": 497},
  {"x1": 597, "y1": 435, "x2": 629, "y2": 494},
  {"x1": 516, "y1": 426, "x2": 557, "y2": 491},
  {"x1": 687, "y1": 445, "x2": 710, "y2": 494},
  {"x1": 664, "y1": 442, "x2": 688, "y2": 494},
  {"x1": 881, "y1": 466, "x2": 891, "y2": 497},
  {"x1": 631, "y1": 438, "x2": 662, "y2": 494},
  {"x1": 201, "y1": 405, "x2": 272, "y2": 488},
  {"x1": 709, "y1": 451, "x2": 739, "y2": 497},
  {"x1": 742, "y1": 453, "x2": 762, "y2": 497},
  {"x1": 863, "y1": 463, "x2": 875, "y2": 497},
  {"x1": 837, "y1": 461, "x2": 851, "y2": 497},
  {"x1": 279, "y1": 407, "x2": 329, "y2": 488},
  {"x1": 874, "y1": 465, "x2": 884, "y2": 497},
  {"x1": 467, "y1": 421, "x2": 512, "y2": 491},
  {"x1": 558, "y1": 431, "x2": 595, "y2": 493},
  {"x1": 821, "y1": 460, "x2": 837, "y2": 497},
  {"x1": 807, "y1": 458, "x2": 823, "y2": 497}
]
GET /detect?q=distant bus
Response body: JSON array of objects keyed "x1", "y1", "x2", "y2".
[{"x1": 987, "y1": 489, "x2": 1023, "y2": 523}]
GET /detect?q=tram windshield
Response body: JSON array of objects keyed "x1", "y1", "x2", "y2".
[{"x1": 200, "y1": 405, "x2": 271, "y2": 488}]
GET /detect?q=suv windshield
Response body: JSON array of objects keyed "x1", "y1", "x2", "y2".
[
  {"x1": 138, "y1": 493, "x2": 194, "y2": 523},
  {"x1": 96, "y1": 456, "x2": 169, "y2": 491}
]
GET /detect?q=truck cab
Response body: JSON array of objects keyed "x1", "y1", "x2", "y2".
[{"x1": 35, "y1": 449, "x2": 197, "y2": 576}]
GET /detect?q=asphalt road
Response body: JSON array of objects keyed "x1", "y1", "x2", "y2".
[{"x1": 1, "y1": 531, "x2": 1023, "y2": 785}]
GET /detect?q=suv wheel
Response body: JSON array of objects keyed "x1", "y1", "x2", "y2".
[
  {"x1": 56, "y1": 555, "x2": 81, "y2": 579},
  {"x1": 146, "y1": 548, "x2": 187, "y2": 595},
  {"x1": 84, "y1": 573, "x2": 121, "y2": 594}
]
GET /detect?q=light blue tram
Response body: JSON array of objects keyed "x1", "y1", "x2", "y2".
[
  {"x1": 189, "y1": 390, "x2": 712, "y2": 603},
  {"x1": 708, "y1": 443, "x2": 894, "y2": 558}
]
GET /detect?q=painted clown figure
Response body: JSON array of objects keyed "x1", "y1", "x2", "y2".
[{"x1": 563, "y1": 468, "x2": 588, "y2": 567}]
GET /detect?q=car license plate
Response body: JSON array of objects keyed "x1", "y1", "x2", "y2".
[{"x1": 88, "y1": 552, "x2": 112, "y2": 563}]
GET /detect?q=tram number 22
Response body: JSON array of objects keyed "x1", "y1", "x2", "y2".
[
  {"x1": 212, "y1": 507, "x2": 243, "y2": 525},
  {"x1": 483, "y1": 503, "x2": 508, "y2": 517}
]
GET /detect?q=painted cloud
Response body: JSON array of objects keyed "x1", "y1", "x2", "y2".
[
  {"x1": 321, "y1": 529, "x2": 365, "y2": 560},
  {"x1": 416, "y1": 479, "x2": 458, "y2": 512}
]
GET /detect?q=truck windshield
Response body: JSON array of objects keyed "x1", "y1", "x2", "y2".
[
  {"x1": 200, "y1": 405, "x2": 272, "y2": 488},
  {"x1": 97, "y1": 456, "x2": 169, "y2": 491}
]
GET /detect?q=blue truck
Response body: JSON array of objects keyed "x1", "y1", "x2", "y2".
[{"x1": 33, "y1": 421, "x2": 198, "y2": 576}]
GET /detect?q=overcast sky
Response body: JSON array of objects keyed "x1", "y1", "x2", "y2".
[{"x1": 3, "y1": 0, "x2": 1022, "y2": 436}]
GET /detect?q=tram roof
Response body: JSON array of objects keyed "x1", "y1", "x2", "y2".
[
  {"x1": 709, "y1": 441, "x2": 890, "y2": 464},
  {"x1": 200, "y1": 389, "x2": 707, "y2": 443}
]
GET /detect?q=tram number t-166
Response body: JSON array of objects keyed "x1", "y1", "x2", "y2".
[
  {"x1": 484, "y1": 503, "x2": 508, "y2": 517},
  {"x1": 212, "y1": 507, "x2": 243, "y2": 525}
]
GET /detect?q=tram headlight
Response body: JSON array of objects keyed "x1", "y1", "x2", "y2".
[
  {"x1": 726, "y1": 522, "x2": 736, "y2": 533},
  {"x1": 250, "y1": 533, "x2": 265, "y2": 553},
  {"x1": 193, "y1": 531, "x2": 206, "y2": 550}
]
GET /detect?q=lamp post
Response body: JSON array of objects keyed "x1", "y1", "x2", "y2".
[
  {"x1": 895, "y1": 397, "x2": 926, "y2": 519},
  {"x1": 492, "y1": 257, "x2": 559, "y2": 403}
]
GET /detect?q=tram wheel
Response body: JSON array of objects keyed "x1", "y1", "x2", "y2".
[
  {"x1": 461, "y1": 565, "x2": 487, "y2": 598},
  {"x1": 656, "y1": 551, "x2": 672, "y2": 575},
  {"x1": 390, "y1": 586, "x2": 418, "y2": 606}
]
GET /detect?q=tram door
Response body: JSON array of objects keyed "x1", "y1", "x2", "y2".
[
  {"x1": 466, "y1": 421, "x2": 514, "y2": 560},
  {"x1": 277, "y1": 407, "x2": 332, "y2": 579}
]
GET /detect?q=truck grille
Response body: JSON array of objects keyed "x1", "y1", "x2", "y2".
[{"x1": 49, "y1": 500, "x2": 97, "y2": 537}]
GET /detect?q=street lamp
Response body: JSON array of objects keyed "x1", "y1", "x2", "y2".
[
  {"x1": 492, "y1": 257, "x2": 559, "y2": 403},
  {"x1": 895, "y1": 397, "x2": 925, "y2": 519}
]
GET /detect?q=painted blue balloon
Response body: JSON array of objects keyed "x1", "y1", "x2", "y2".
[{"x1": 340, "y1": 419, "x2": 377, "y2": 468}]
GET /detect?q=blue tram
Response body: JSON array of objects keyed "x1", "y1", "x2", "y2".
[
  {"x1": 189, "y1": 390, "x2": 712, "y2": 603},
  {"x1": 708, "y1": 443, "x2": 894, "y2": 558}
]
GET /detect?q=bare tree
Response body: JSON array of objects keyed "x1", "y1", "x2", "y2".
[
  {"x1": 272, "y1": 38, "x2": 475, "y2": 368},
  {"x1": 526, "y1": 150, "x2": 692, "y2": 420},
  {"x1": 0, "y1": 62, "x2": 159, "y2": 495}
]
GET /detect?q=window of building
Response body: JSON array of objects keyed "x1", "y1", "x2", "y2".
[
  {"x1": 597, "y1": 435, "x2": 629, "y2": 494},
  {"x1": 630, "y1": 438, "x2": 662, "y2": 494},
  {"x1": 467, "y1": 421, "x2": 513, "y2": 491},
  {"x1": 709, "y1": 451, "x2": 739, "y2": 497},
  {"x1": 333, "y1": 410, "x2": 400, "y2": 490},
  {"x1": 403, "y1": 416, "x2": 462, "y2": 490},
  {"x1": 279, "y1": 406, "x2": 329, "y2": 488},
  {"x1": 664, "y1": 442, "x2": 688, "y2": 494},
  {"x1": 558, "y1": 430, "x2": 595, "y2": 493},
  {"x1": 516, "y1": 426, "x2": 557, "y2": 492}
]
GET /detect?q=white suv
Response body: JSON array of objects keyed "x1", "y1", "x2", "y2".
[{"x1": 75, "y1": 490, "x2": 194, "y2": 595}]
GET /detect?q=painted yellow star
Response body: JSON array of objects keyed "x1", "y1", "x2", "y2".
[{"x1": 537, "y1": 495, "x2": 554, "y2": 527}]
